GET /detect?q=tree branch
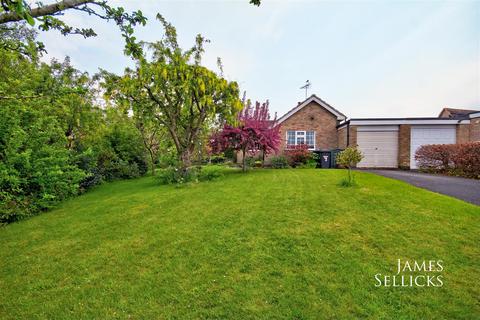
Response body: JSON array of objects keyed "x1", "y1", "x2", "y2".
[{"x1": 0, "y1": 0, "x2": 94, "y2": 24}]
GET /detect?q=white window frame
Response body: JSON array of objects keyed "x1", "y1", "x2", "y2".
[{"x1": 286, "y1": 130, "x2": 316, "y2": 150}]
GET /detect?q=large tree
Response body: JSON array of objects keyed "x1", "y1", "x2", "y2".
[{"x1": 107, "y1": 15, "x2": 242, "y2": 172}]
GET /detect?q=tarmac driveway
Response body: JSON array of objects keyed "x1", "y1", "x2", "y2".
[{"x1": 365, "y1": 170, "x2": 480, "y2": 206}]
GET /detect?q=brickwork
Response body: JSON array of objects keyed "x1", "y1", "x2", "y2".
[
  {"x1": 238, "y1": 102, "x2": 479, "y2": 166},
  {"x1": 348, "y1": 126, "x2": 357, "y2": 147},
  {"x1": 279, "y1": 101, "x2": 339, "y2": 151},
  {"x1": 456, "y1": 124, "x2": 471, "y2": 143},
  {"x1": 398, "y1": 124, "x2": 411, "y2": 168},
  {"x1": 470, "y1": 118, "x2": 480, "y2": 141},
  {"x1": 337, "y1": 127, "x2": 347, "y2": 149}
]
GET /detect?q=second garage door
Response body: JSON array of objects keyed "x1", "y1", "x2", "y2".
[
  {"x1": 357, "y1": 128, "x2": 398, "y2": 168},
  {"x1": 410, "y1": 125, "x2": 456, "y2": 169}
]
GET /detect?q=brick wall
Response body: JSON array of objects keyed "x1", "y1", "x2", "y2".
[
  {"x1": 348, "y1": 126, "x2": 357, "y2": 147},
  {"x1": 336, "y1": 125, "x2": 359, "y2": 149},
  {"x1": 278, "y1": 101, "x2": 339, "y2": 151},
  {"x1": 398, "y1": 124, "x2": 411, "y2": 168},
  {"x1": 456, "y1": 124, "x2": 471, "y2": 143},
  {"x1": 337, "y1": 126, "x2": 347, "y2": 149},
  {"x1": 470, "y1": 118, "x2": 480, "y2": 141}
]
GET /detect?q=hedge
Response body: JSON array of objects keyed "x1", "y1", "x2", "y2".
[{"x1": 415, "y1": 142, "x2": 480, "y2": 179}]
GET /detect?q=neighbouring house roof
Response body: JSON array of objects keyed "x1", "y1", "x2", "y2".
[
  {"x1": 277, "y1": 94, "x2": 346, "y2": 124},
  {"x1": 438, "y1": 107, "x2": 479, "y2": 120},
  {"x1": 470, "y1": 112, "x2": 480, "y2": 119}
]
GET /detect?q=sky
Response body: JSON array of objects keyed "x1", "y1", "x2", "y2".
[{"x1": 37, "y1": 0, "x2": 480, "y2": 118}]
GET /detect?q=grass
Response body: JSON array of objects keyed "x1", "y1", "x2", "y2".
[{"x1": 0, "y1": 169, "x2": 479, "y2": 319}]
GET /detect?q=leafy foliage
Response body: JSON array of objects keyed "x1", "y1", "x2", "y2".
[
  {"x1": 336, "y1": 146, "x2": 363, "y2": 186},
  {"x1": 284, "y1": 144, "x2": 312, "y2": 167},
  {"x1": 415, "y1": 144, "x2": 455, "y2": 172},
  {"x1": 0, "y1": 0, "x2": 147, "y2": 58},
  {"x1": 0, "y1": 30, "x2": 151, "y2": 223},
  {"x1": 94, "y1": 117, "x2": 148, "y2": 180},
  {"x1": 0, "y1": 98, "x2": 86, "y2": 223},
  {"x1": 210, "y1": 155, "x2": 226, "y2": 164},
  {"x1": 297, "y1": 160, "x2": 318, "y2": 169},
  {"x1": 0, "y1": 6, "x2": 263, "y2": 221},
  {"x1": 0, "y1": 23, "x2": 45, "y2": 57},
  {"x1": 270, "y1": 155, "x2": 289, "y2": 169},
  {"x1": 156, "y1": 165, "x2": 224, "y2": 185},
  {"x1": 106, "y1": 14, "x2": 242, "y2": 174},
  {"x1": 209, "y1": 98, "x2": 281, "y2": 172},
  {"x1": 415, "y1": 142, "x2": 480, "y2": 178}
]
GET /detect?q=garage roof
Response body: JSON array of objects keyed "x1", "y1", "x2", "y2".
[{"x1": 337, "y1": 118, "x2": 471, "y2": 128}]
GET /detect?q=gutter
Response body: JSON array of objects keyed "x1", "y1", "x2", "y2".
[
  {"x1": 347, "y1": 121, "x2": 350, "y2": 146},
  {"x1": 337, "y1": 119, "x2": 351, "y2": 146}
]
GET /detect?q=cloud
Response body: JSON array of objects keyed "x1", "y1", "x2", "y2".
[{"x1": 32, "y1": 0, "x2": 479, "y2": 118}]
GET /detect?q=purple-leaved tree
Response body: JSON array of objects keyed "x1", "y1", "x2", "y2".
[{"x1": 210, "y1": 98, "x2": 281, "y2": 171}]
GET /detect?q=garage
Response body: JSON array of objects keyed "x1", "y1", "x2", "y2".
[
  {"x1": 410, "y1": 125, "x2": 456, "y2": 169},
  {"x1": 357, "y1": 126, "x2": 399, "y2": 168}
]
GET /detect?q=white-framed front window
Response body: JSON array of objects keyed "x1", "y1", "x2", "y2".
[{"x1": 286, "y1": 130, "x2": 315, "y2": 150}]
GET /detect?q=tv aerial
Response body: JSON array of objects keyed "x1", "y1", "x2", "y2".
[{"x1": 300, "y1": 80, "x2": 311, "y2": 99}]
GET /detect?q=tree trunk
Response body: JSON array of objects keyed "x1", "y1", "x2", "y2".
[
  {"x1": 180, "y1": 149, "x2": 192, "y2": 174},
  {"x1": 242, "y1": 148, "x2": 247, "y2": 172},
  {"x1": 148, "y1": 150, "x2": 156, "y2": 176}
]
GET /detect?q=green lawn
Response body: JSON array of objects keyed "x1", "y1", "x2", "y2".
[{"x1": 1, "y1": 169, "x2": 479, "y2": 319}]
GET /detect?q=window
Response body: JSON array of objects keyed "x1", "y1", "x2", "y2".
[
  {"x1": 306, "y1": 131, "x2": 315, "y2": 148},
  {"x1": 286, "y1": 130, "x2": 315, "y2": 150},
  {"x1": 287, "y1": 131, "x2": 295, "y2": 146},
  {"x1": 296, "y1": 131, "x2": 305, "y2": 145}
]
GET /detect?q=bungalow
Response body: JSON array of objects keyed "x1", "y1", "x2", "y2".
[{"x1": 274, "y1": 94, "x2": 480, "y2": 169}]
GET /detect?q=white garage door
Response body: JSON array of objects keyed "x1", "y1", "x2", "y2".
[
  {"x1": 357, "y1": 128, "x2": 399, "y2": 168},
  {"x1": 410, "y1": 126, "x2": 456, "y2": 169}
]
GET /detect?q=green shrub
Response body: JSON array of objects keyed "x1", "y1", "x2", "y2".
[
  {"x1": 415, "y1": 142, "x2": 480, "y2": 179},
  {"x1": 336, "y1": 146, "x2": 363, "y2": 187},
  {"x1": 157, "y1": 167, "x2": 192, "y2": 185},
  {"x1": 158, "y1": 152, "x2": 178, "y2": 168},
  {"x1": 0, "y1": 108, "x2": 86, "y2": 223},
  {"x1": 157, "y1": 166, "x2": 224, "y2": 185},
  {"x1": 270, "y1": 155, "x2": 289, "y2": 169},
  {"x1": 223, "y1": 148, "x2": 235, "y2": 161},
  {"x1": 198, "y1": 166, "x2": 224, "y2": 181},
  {"x1": 284, "y1": 145, "x2": 312, "y2": 167},
  {"x1": 210, "y1": 155, "x2": 225, "y2": 164},
  {"x1": 245, "y1": 157, "x2": 256, "y2": 169},
  {"x1": 98, "y1": 123, "x2": 148, "y2": 180}
]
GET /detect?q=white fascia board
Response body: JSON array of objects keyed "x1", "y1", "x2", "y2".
[
  {"x1": 357, "y1": 125, "x2": 399, "y2": 132},
  {"x1": 469, "y1": 112, "x2": 480, "y2": 119},
  {"x1": 277, "y1": 96, "x2": 346, "y2": 124},
  {"x1": 349, "y1": 119, "x2": 470, "y2": 125}
]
